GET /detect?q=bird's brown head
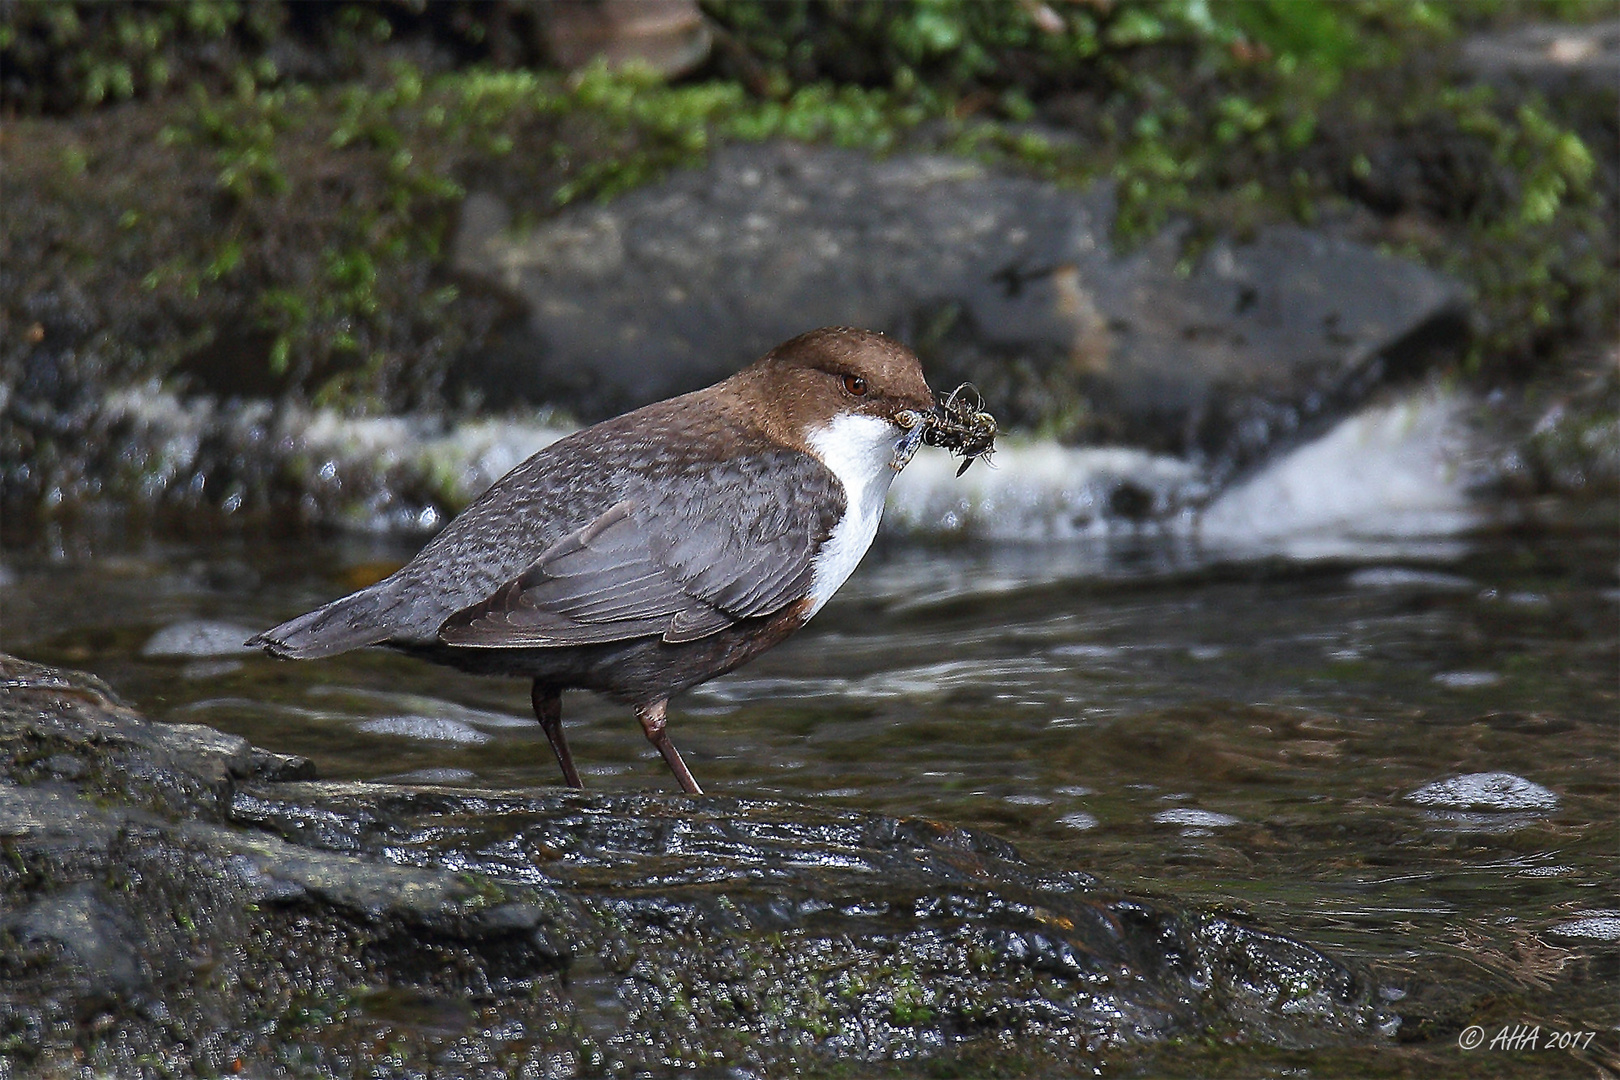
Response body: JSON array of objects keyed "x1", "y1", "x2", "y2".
[{"x1": 726, "y1": 327, "x2": 935, "y2": 452}]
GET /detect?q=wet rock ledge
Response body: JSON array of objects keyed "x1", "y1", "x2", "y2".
[{"x1": 0, "y1": 653, "x2": 1390, "y2": 1076}]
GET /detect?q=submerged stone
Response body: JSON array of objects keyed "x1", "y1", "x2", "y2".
[
  {"x1": 0, "y1": 652, "x2": 1392, "y2": 1075},
  {"x1": 140, "y1": 619, "x2": 261, "y2": 658}
]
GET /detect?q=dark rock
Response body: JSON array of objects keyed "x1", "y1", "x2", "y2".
[
  {"x1": 1, "y1": 652, "x2": 1393, "y2": 1074},
  {"x1": 451, "y1": 141, "x2": 1468, "y2": 474},
  {"x1": 0, "y1": 655, "x2": 247, "y2": 817},
  {"x1": 249, "y1": 745, "x2": 319, "y2": 782},
  {"x1": 1461, "y1": 19, "x2": 1620, "y2": 95}
]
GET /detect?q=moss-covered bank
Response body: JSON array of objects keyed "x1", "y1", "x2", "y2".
[{"x1": 2, "y1": 1, "x2": 1614, "y2": 525}]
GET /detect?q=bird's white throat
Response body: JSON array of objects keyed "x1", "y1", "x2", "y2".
[{"x1": 803, "y1": 412, "x2": 903, "y2": 616}]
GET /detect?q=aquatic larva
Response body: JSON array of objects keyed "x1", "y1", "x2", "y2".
[{"x1": 893, "y1": 383, "x2": 999, "y2": 476}]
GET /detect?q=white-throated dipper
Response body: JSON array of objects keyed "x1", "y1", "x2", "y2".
[{"x1": 249, "y1": 327, "x2": 973, "y2": 794}]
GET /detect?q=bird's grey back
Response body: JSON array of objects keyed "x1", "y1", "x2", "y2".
[
  {"x1": 251, "y1": 391, "x2": 801, "y2": 657},
  {"x1": 379, "y1": 432, "x2": 633, "y2": 640}
]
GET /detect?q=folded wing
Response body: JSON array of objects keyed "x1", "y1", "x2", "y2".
[{"x1": 438, "y1": 451, "x2": 843, "y2": 648}]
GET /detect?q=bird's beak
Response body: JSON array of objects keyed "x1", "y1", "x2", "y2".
[{"x1": 889, "y1": 409, "x2": 929, "y2": 472}]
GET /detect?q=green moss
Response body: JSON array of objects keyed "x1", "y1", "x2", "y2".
[
  {"x1": 454, "y1": 871, "x2": 511, "y2": 911},
  {"x1": 888, "y1": 970, "x2": 936, "y2": 1026}
]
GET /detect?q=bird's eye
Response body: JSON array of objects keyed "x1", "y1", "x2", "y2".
[{"x1": 842, "y1": 374, "x2": 868, "y2": 397}]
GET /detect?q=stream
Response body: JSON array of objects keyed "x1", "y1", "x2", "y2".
[{"x1": 2, "y1": 483, "x2": 1614, "y2": 1073}]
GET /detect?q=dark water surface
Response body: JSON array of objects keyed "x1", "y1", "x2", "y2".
[{"x1": 3, "y1": 506, "x2": 1616, "y2": 1075}]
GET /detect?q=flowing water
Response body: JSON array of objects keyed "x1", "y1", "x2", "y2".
[{"x1": 1, "y1": 392, "x2": 1616, "y2": 1074}]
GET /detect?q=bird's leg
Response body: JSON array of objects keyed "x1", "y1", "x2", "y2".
[
  {"x1": 635, "y1": 699, "x2": 704, "y2": 795},
  {"x1": 531, "y1": 681, "x2": 583, "y2": 789}
]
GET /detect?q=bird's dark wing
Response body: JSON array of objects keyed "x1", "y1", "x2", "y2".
[{"x1": 437, "y1": 450, "x2": 844, "y2": 648}]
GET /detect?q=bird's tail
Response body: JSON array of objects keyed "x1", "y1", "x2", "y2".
[{"x1": 245, "y1": 584, "x2": 397, "y2": 659}]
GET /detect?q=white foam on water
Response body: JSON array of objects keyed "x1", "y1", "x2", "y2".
[
  {"x1": 103, "y1": 386, "x2": 572, "y2": 530},
  {"x1": 1432, "y1": 671, "x2": 1503, "y2": 689},
  {"x1": 1152, "y1": 808, "x2": 1242, "y2": 828},
  {"x1": 1058, "y1": 811, "x2": 1099, "y2": 831},
  {"x1": 1545, "y1": 912, "x2": 1620, "y2": 941},
  {"x1": 888, "y1": 439, "x2": 1204, "y2": 540},
  {"x1": 380, "y1": 767, "x2": 480, "y2": 784},
  {"x1": 1348, "y1": 567, "x2": 1475, "y2": 590},
  {"x1": 1197, "y1": 387, "x2": 1484, "y2": 560},
  {"x1": 357, "y1": 716, "x2": 492, "y2": 745},
  {"x1": 890, "y1": 383, "x2": 1490, "y2": 561},
  {"x1": 306, "y1": 686, "x2": 532, "y2": 729},
  {"x1": 1405, "y1": 772, "x2": 1560, "y2": 812},
  {"x1": 101, "y1": 382, "x2": 1488, "y2": 557}
]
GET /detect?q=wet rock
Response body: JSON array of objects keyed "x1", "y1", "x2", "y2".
[
  {"x1": 451, "y1": 141, "x2": 1468, "y2": 475},
  {"x1": 1504, "y1": 355, "x2": 1620, "y2": 498},
  {"x1": 1461, "y1": 19, "x2": 1620, "y2": 94},
  {"x1": 1, "y1": 652, "x2": 1391, "y2": 1075},
  {"x1": 4, "y1": 883, "x2": 143, "y2": 1004}
]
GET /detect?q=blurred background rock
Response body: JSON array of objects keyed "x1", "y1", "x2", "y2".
[{"x1": 1, "y1": 0, "x2": 1614, "y2": 534}]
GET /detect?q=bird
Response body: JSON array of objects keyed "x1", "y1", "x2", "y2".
[{"x1": 248, "y1": 327, "x2": 943, "y2": 795}]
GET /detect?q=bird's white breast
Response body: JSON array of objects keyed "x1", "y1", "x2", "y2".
[{"x1": 803, "y1": 412, "x2": 902, "y2": 617}]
